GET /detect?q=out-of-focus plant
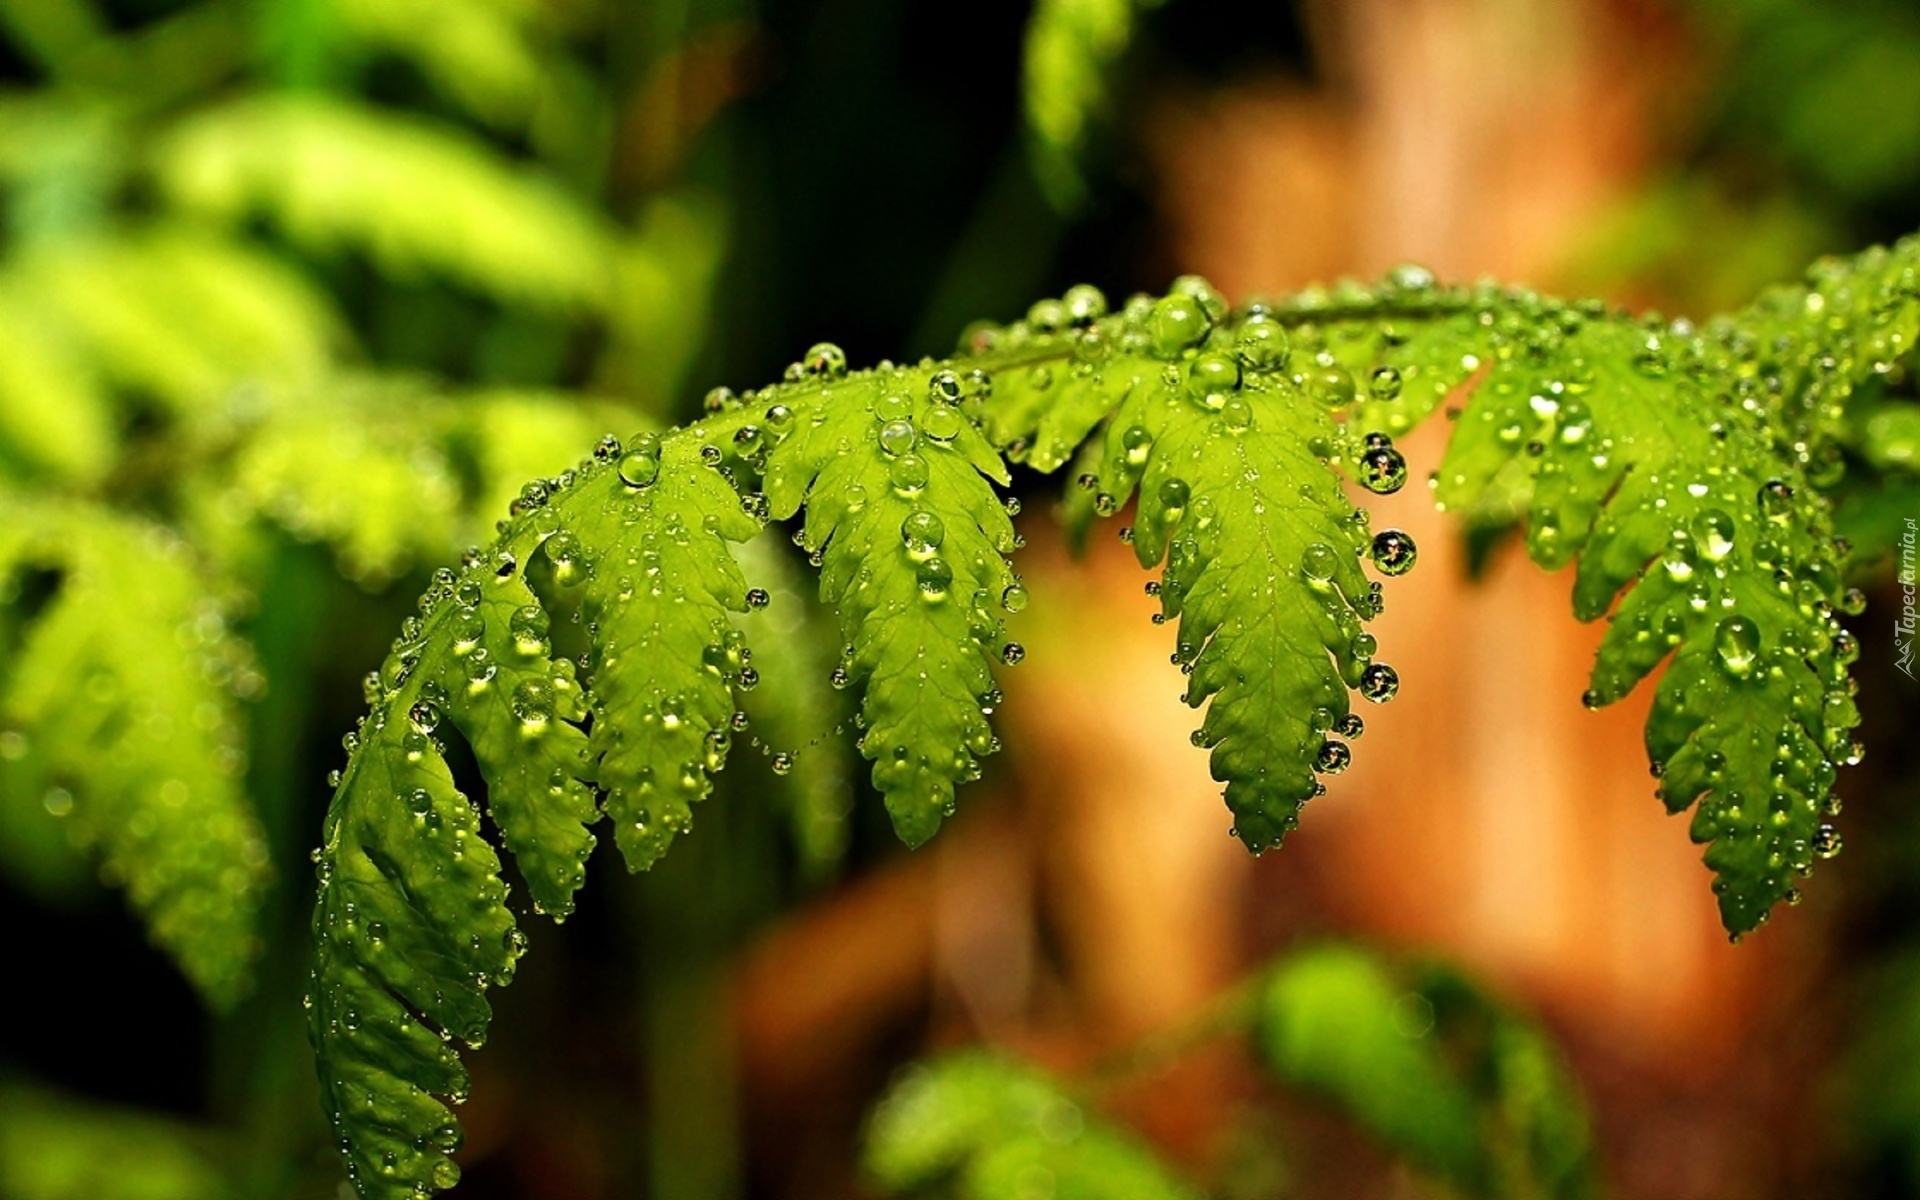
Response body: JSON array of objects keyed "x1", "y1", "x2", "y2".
[{"x1": 862, "y1": 943, "x2": 1596, "y2": 1200}]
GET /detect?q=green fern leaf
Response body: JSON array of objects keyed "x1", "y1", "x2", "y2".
[
  {"x1": 982, "y1": 283, "x2": 1395, "y2": 849},
  {"x1": 572, "y1": 430, "x2": 763, "y2": 868},
  {"x1": 309, "y1": 424, "x2": 765, "y2": 1196},
  {"x1": 0, "y1": 498, "x2": 267, "y2": 1006},
  {"x1": 761, "y1": 359, "x2": 1020, "y2": 846},
  {"x1": 864, "y1": 1052, "x2": 1200, "y2": 1200}
]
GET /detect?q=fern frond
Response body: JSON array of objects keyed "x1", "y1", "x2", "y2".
[
  {"x1": 761, "y1": 359, "x2": 1020, "y2": 845},
  {"x1": 155, "y1": 98, "x2": 614, "y2": 310},
  {"x1": 0, "y1": 498, "x2": 266, "y2": 1006},
  {"x1": 309, "y1": 423, "x2": 762, "y2": 1196},
  {"x1": 310, "y1": 237, "x2": 1910, "y2": 1196},
  {"x1": 864, "y1": 1053, "x2": 1200, "y2": 1200},
  {"x1": 971, "y1": 248, "x2": 1899, "y2": 932}
]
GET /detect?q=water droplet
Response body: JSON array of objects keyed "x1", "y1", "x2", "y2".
[
  {"x1": 916, "y1": 557, "x2": 954, "y2": 599},
  {"x1": 804, "y1": 342, "x2": 848, "y2": 377},
  {"x1": 1313, "y1": 366, "x2": 1357, "y2": 407},
  {"x1": 1301, "y1": 542, "x2": 1339, "y2": 582},
  {"x1": 1758, "y1": 480, "x2": 1794, "y2": 521},
  {"x1": 1369, "y1": 530, "x2": 1417, "y2": 576},
  {"x1": 878, "y1": 418, "x2": 917, "y2": 456},
  {"x1": 618, "y1": 435, "x2": 662, "y2": 488},
  {"x1": 508, "y1": 605, "x2": 550, "y2": 654},
  {"x1": 1001, "y1": 582, "x2": 1029, "y2": 613},
  {"x1": 1063, "y1": 283, "x2": 1108, "y2": 325},
  {"x1": 923, "y1": 405, "x2": 963, "y2": 442},
  {"x1": 1713, "y1": 615, "x2": 1762, "y2": 678},
  {"x1": 1235, "y1": 315, "x2": 1290, "y2": 372},
  {"x1": 1813, "y1": 824, "x2": 1843, "y2": 859},
  {"x1": 1368, "y1": 366, "x2": 1403, "y2": 401},
  {"x1": 746, "y1": 588, "x2": 771, "y2": 610},
  {"x1": 1001, "y1": 642, "x2": 1026, "y2": 666},
  {"x1": 889, "y1": 454, "x2": 931, "y2": 494},
  {"x1": 1158, "y1": 477, "x2": 1190, "y2": 518},
  {"x1": 1694, "y1": 509, "x2": 1736, "y2": 562},
  {"x1": 1359, "y1": 663, "x2": 1399, "y2": 702},
  {"x1": 901, "y1": 511, "x2": 946, "y2": 556},
  {"x1": 1315, "y1": 739, "x2": 1351, "y2": 773},
  {"x1": 928, "y1": 369, "x2": 963, "y2": 405},
  {"x1": 1186, "y1": 352, "x2": 1241, "y2": 400},
  {"x1": 1356, "y1": 443, "x2": 1407, "y2": 494},
  {"x1": 508, "y1": 680, "x2": 552, "y2": 732},
  {"x1": 1149, "y1": 293, "x2": 1212, "y2": 358}
]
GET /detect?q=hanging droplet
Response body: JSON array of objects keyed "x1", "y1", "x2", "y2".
[
  {"x1": 1358, "y1": 444, "x2": 1408, "y2": 494},
  {"x1": 746, "y1": 587, "x2": 771, "y2": 610},
  {"x1": 1812, "y1": 824, "x2": 1843, "y2": 859},
  {"x1": 1001, "y1": 642, "x2": 1026, "y2": 665},
  {"x1": 1315, "y1": 739, "x2": 1352, "y2": 773},
  {"x1": 1368, "y1": 366, "x2": 1403, "y2": 401},
  {"x1": 1369, "y1": 529, "x2": 1418, "y2": 576},
  {"x1": 1001, "y1": 582, "x2": 1030, "y2": 613},
  {"x1": 1359, "y1": 663, "x2": 1399, "y2": 702},
  {"x1": 771, "y1": 752, "x2": 795, "y2": 776}
]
